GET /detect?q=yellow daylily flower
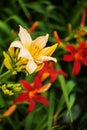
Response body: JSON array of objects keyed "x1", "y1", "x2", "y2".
[{"x1": 9, "y1": 25, "x2": 57, "y2": 74}]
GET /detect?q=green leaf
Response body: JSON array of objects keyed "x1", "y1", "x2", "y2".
[
  {"x1": 69, "y1": 94, "x2": 76, "y2": 109},
  {"x1": 34, "y1": 115, "x2": 47, "y2": 130},
  {"x1": 25, "y1": 111, "x2": 35, "y2": 130},
  {"x1": 66, "y1": 80, "x2": 75, "y2": 94}
]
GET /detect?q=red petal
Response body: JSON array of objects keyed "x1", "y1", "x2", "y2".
[
  {"x1": 83, "y1": 49, "x2": 87, "y2": 56},
  {"x1": 48, "y1": 68, "x2": 57, "y2": 83},
  {"x1": 34, "y1": 76, "x2": 41, "y2": 89},
  {"x1": 37, "y1": 61, "x2": 50, "y2": 78},
  {"x1": 66, "y1": 44, "x2": 76, "y2": 53},
  {"x1": 82, "y1": 58, "x2": 87, "y2": 66},
  {"x1": 27, "y1": 99, "x2": 35, "y2": 112},
  {"x1": 50, "y1": 72, "x2": 57, "y2": 83},
  {"x1": 79, "y1": 41, "x2": 86, "y2": 50},
  {"x1": 35, "y1": 95, "x2": 49, "y2": 106},
  {"x1": 20, "y1": 80, "x2": 31, "y2": 91},
  {"x1": 14, "y1": 93, "x2": 29, "y2": 103},
  {"x1": 72, "y1": 60, "x2": 81, "y2": 75},
  {"x1": 63, "y1": 54, "x2": 74, "y2": 61},
  {"x1": 57, "y1": 70, "x2": 68, "y2": 77}
]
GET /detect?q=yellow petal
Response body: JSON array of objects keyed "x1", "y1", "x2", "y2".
[
  {"x1": 19, "y1": 25, "x2": 32, "y2": 46},
  {"x1": 29, "y1": 34, "x2": 49, "y2": 58},
  {"x1": 35, "y1": 63, "x2": 44, "y2": 72},
  {"x1": 9, "y1": 48, "x2": 14, "y2": 57},
  {"x1": 38, "y1": 43, "x2": 57, "y2": 57},
  {"x1": 3, "y1": 51, "x2": 11, "y2": 62}
]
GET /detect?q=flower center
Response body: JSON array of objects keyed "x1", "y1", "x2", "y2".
[
  {"x1": 29, "y1": 45, "x2": 40, "y2": 58},
  {"x1": 25, "y1": 44, "x2": 30, "y2": 50},
  {"x1": 29, "y1": 91, "x2": 34, "y2": 98},
  {"x1": 74, "y1": 51, "x2": 83, "y2": 60},
  {"x1": 29, "y1": 90, "x2": 37, "y2": 98},
  {"x1": 21, "y1": 58, "x2": 28, "y2": 64}
]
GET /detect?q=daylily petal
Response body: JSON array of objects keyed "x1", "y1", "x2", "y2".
[
  {"x1": 50, "y1": 71, "x2": 57, "y2": 82},
  {"x1": 40, "y1": 72, "x2": 50, "y2": 82},
  {"x1": 79, "y1": 41, "x2": 87, "y2": 50},
  {"x1": 38, "y1": 44, "x2": 57, "y2": 57},
  {"x1": 27, "y1": 99, "x2": 35, "y2": 112},
  {"x1": 35, "y1": 95, "x2": 49, "y2": 106},
  {"x1": 72, "y1": 60, "x2": 81, "y2": 75},
  {"x1": 66, "y1": 44, "x2": 76, "y2": 53},
  {"x1": 36, "y1": 56, "x2": 57, "y2": 63},
  {"x1": 82, "y1": 58, "x2": 87, "y2": 66},
  {"x1": 31, "y1": 34, "x2": 49, "y2": 49},
  {"x1": 57, "y1": 70, "x2": 68, "y2": 77},
  {"x1": 38, "y1": 83, "x2": 51, "y2": 93},
  {"x1": 18, "y1": 47, "x2": 33, "y2": 60},
  {"x1": 35, "y1": 63, "x2": 44, "y2": 72},
  {"x1": 83, "y1": 49, "x2": 87, "y2": 56},
  {"x1": 34, "y1": 76, "x2": 41, "y2": 89},
  {"x1": 26, "y1": 60, "x2": 37, "y2": 74},
  {"x1": 20, "y1": 80, "x2": 31, "y2": 91},
  {"x1": 14, "y1": 93, "x2": 29, "y2": 103},
  {"x1": 63, "y1": 54, "x2": 74, "y2": 61},
  {"x1": 9, "y1": 41, "x2": 22, "y2": 49},
  {"x1": 19, "y1": 25, "x2": 32, "y2": 46}
]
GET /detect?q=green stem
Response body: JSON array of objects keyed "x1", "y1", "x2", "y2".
[
  {"x1": 0, "y1": 62, "x2": 4, "y2": 74},
  {"x1": 0, "y1": 70, "x2": 12, "y2": 82},
  {"x1": 48, "y1": 90, "x2": 55, "y2": 130}
]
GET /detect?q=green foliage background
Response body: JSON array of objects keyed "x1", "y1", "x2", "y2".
[{"x1": 0, "y1": 0, "x2": 87, "y2": 130}]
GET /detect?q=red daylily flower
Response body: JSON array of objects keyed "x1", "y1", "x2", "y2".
[
  {"x1": 37, "y1": 61, "x2": 68, "y2": 83},
  {"x1": 63, "y1": 41, "x2": 87, "y2": 75},
  {"x1": 14, "y1": 76, "x2": 51, "y2": 112}
]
